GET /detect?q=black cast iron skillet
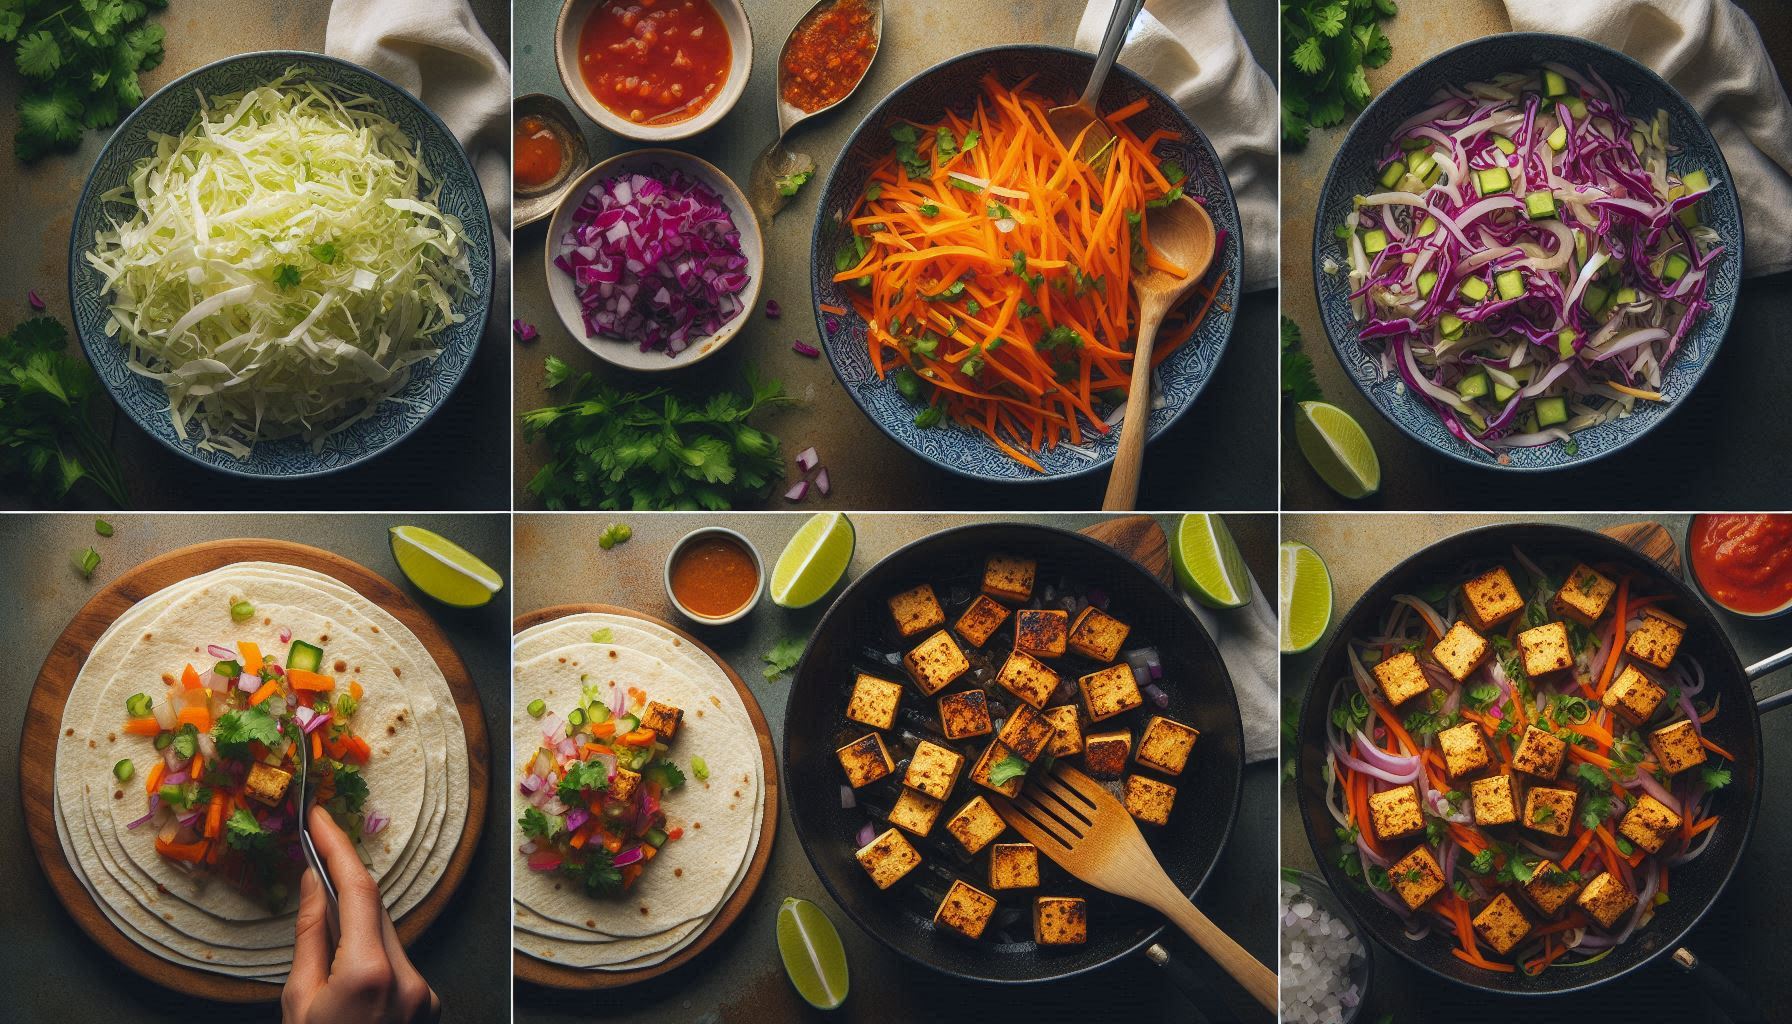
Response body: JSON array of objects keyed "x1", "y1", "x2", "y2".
[
  {"x1": 784, "y1": 523, "x2": 1245, "y2": 999},
  {"x1": 1296, "y1": 523, "x2": 1790, "y2": 1019}
]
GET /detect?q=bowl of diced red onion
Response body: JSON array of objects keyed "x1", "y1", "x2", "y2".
[
  {"x1": 1282, "y1": 868, "x2": 1373, "y2": 1024},
  {"x1": 544, "y1": 147, "x2": 764, "y2": 371}
]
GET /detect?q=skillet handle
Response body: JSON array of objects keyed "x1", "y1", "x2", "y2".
[
  {"x1": 1674, "y1": 947, "x2": 1765, "y2": 1024},
  {"x1": 1142, "y1": 943, "x2": 1221, "y2": 1024},
  {"x1": 1746, "y1": 645, "x2": 1792, "y2": 714}
]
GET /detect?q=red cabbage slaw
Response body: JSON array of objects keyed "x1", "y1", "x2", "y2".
[
  {"x1": 1323, "y1": 551, "x2": 1724, "y2": 973},
  {"x1": 1336, "y1": 65, "x2": 1726, "y2": 458},
  {"x1": 554, "y1": 169, "x2": 750, "y2": 356}
]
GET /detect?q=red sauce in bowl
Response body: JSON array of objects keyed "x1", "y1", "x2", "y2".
[
  {"x1": 669, "y1": 533, "x2": 759, "y2": 618},
  {"x1": 779, "y1": 0, "x2": 878, "y2": 114},
  {"x1": 1689, "y1": 514, "x2": 1792, "y2": 614},
  {"x1": 579, "y1": 0, "x2": 732, "y2": 126}
]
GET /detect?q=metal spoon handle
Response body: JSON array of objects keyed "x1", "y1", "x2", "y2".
[{"x1": 1080, "y1": 0, "x2": 1148, "y2": 111}]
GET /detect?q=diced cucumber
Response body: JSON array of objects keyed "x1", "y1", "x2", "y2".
[
  {"x1": 1496, "y1": 269, "x2": 1525, "y2": 300},
  {"x1": 1544, "y1": 69, "x2": 1568, "y2": 97},
  {"x1": 1408, "y1": 150, "x2": 1436, "y2": 181},
  {"x1": 1662, "y1": 252, "x2": 1690, "y2": 282},
  {"x1": 1421, "y1": 161, "x2": 1443, "y2": 187},
  {"x1": 1510, "y1": 363, "x2": 1536, "y2": 383},
  {"x1": 1493, "y1": 380, "x2": 1518, "y2": 403},
  {"x1": 1457, "y1": 370, "x2": 1490, "y2": 399},
  {"x1": 1440, "y1": 314, "x2": 1466, "y2": 341},
  {"x1": 1629, "y1": 131, "x2": 1646, "y2": 154},
  {"x1": 1459, "y1": 277, "x2": 1490, "y2": 303},
  {"x1": 1418, "y1": 215, "x2": 1438, "y2": 236},
  {"x1": 1556, "y1": 328, "x2": 1578, "y2": 360},
  {"x1": 1379, "y1": 160, "x2": 1407, "y2": 189},
  {"x1": 1583, "y1": 284, "x2": 1611, "y2": 316},
  {"x1": 287, "y1": 640, "x2": 323, "y2": 673},
  {"x1": 618, "y1": 714, "x2": 641, "y2": 734},
  {"x1": 1524, "y1": 191, "x2": 1557, "y2": 219},
  {"x1": 1519, "y1": 410, "x2": 1540, "y2": 435},
  {"x1": 1574, "y1": 232, "x2": 1589, "y2": 265},
  {"x1": 1418, "y1": 270, "x2": 1438, "y2": 298},
  {"x1": 1562, "y1": 97, "x2": 1588, "y2": 120},
  {"x1": 1678, "y1": 169, "x2": 1710, "y2": 227},
  {"x1": 1536, "y1": 396, "x2": 1569, "y2": 427},
  {"x1": 1462, "y1": 408, "x2": 1488, "y2": 433},
  {"x1": 588, "y1": 703, "x2": 612, "y2": 724},
  {"x1": 1547, "y1": 124, "x2": 1568, "y2": 152},
  {"x1": 1334, "y1": 223, "x2": 1352, "y2": 240},
  {"x1": 1492, "y1": 134, "x2": 1517, "y2": 155},
  {"x1": 1682, "y1": 169, "x2": 1710, "y2": 193},
  {"x1": 1615, "y1": 286, "x2": 1639, "y2": 306},
  {"x1": 1476, "y1": 166, "x2": 1512, "y2": 195},
  {"x1": 1362, "y1": 229, "x2": 1390, "y2": 256},
  {"x1": 1401, "y1": 137, "x2": 1429, "y2": 152}
]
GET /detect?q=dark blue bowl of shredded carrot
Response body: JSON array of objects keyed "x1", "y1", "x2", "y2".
[{"x1": 810, "y1": 44, "x2": 1241, "y2": 484}]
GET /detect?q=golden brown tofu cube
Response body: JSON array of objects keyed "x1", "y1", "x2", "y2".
[
  {"x1": 1067, "y1": 606, "x2": 1131, "y2": 662},
  {"x1": 945, "y1": 795, "x2": 1007, "y2": 854},
  {"x1": 937, "y1": 689, "x2": 994, "y2": 740},
  {"x1": 1083, "y1": 730, "x2": 1131, "y2": 779},
  {"x1": 933, "y1": 879, "x2": 998, "y2": 940},
  {"x1": 1619, "y1": 793, "x2": 1682, "y2": 854},
  {"x1": 970, "y1": 739, "x2": 1024, "y2": 798},
  {"x1": 1512, "y1": 725, "x2": 1567, "y2": 780},
  {"x1": 1014, "y1": 609, "x2": 1070, "y2": 659},
  {"x1": 887, "y1": 787, "x2": 944, "y2": 837},
  {"x1": 245, "y1": 762, "x2": 293, "y2": 806},
  {"x1": 638, "y1": 700, "x2": 683, "y2": 741},
  {"x1": 608, "y1": 765, "x2": 642, "y2": 804},
  {"x1": 1135, "y1": 716, "x2": 1199, "y2": 775},
  {"x1": 1389, "y1": 846, "x2": 1445, "y2": 911},
  {"x1": 1432, "y1": 621, "x2": 1491, "y2": 683},
  {"x1": 1462, "y1": 566, "x2": 1525, "y2": 631},
  {"x1": 1470, "y1": 774, "x2": 1519, "y2": 826},
  {"x1": 1371, "y1": 650, "x2": 1431, "y2": 708},
  {"x1": 1123, "y1": 774, "x2": 1177, "y2": 825},
  {"x1": 888, "y1": 584, "x2": 946, "y2": 638},
  {"x1": 988, "y1": 842, "x2": 1040, "y2": 890},
  {"x1": 903, "y1": 740, "x2": 966, "y2": 800},
  {"x1": 1603, "y1": 665, "x2": 1666, "y2": 725},
  {"x1": 998, "y1": 703, "x2": 1057, "y2": 763},
  {"x1": 1625, "y1": 608, "x2": 1686, "y2": 669},
  {"x1": 836, "y1": 732, "x2": 896, "y2": 788},
  {"x1": 1518, "y1": 621, "x2": 1573, "y2": 677},
  {"x1": 1033, "y1": 896, "x2": 1088, "y2": 945},
  {"x1": 982, "y1": 554, "x2": 1037, "y2": 604},
  {"x1": 1524, "y1": 859, "x2": 1582, "y2": 916},
  {"x1": 953, "y1": 594, "x2": 1012, "y2": 648},
  {"x1": 1079, "y1": 663, "x2": 1143, "y2": 722},
  {"x1": 1524, "y1": 786, "x2": 1576, "y2": 838},
  {"x1": 1553, "y1": 564, "x2": 1616, "y2": 627},
  {"x1": 1648, "y1": 719, "x2": 1707, "y2": 776},
  {"x1": 997, "y1": 650, "x2": 1061, "y2": 710},
  {"x1": 855, "y1": 827, "x2": 922, "y2": 890},
  {"x1": 1041, "y1": 705, "x2": 1084, "y2": 757},
  {"x1": 1368, "y1": 783, "x2": 1425, "y2": 841},
  {"x1": 1472, "y1": 892, "x2": 1533, "y2": 956},
  {"x1": 1438, "y1": 721, "x2": 1492, "y2": 779},
  {"x1": 904, "y1": 630, "x2": 971, "y2": 696},
  {"x1": 845, "y1": 673, "x2": 903, "y2": 731},
  {"x1": 1577, "y1": 871, "x2": 1638, "y2": 929}
]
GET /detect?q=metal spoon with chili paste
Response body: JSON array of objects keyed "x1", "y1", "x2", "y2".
[{"x1": 747, "y1": 0, "x2": 884, "y2": 224}]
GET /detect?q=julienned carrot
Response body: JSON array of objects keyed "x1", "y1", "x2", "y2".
[
  {"x1": 176, "y1": 706, "x2": 211, "y2": 732},
  {"x1": 288, "y1": 669, "x2": 336, "y2": 692},
  {"x1": 1596, "y1": 579, "x2": 1629, "y2": 699},
  {"x1": 249, "y1": 680, "x2": 280, "y2": 706},
  {"x1": 1700, "y1": 737, "x2": 1736, "y2": 760},
  {"x1": 1369, "y1": 698, "x2": 1419, "y2": 756},
  {"x1": 1564, "y1": 826, "x2": 1596, "y2": 867},
  {"x1": 834, "y1": 73, "x2": 1213, "y2": 471},
  {"x1": 237, "y1": 641, "x2": 263, "y2": 675},
  {"x1": 124, "y1": 717, "x2": 161, "y2": 736},
  {"x1": 145, "y1": 760, "x2": 166, "y2": 796}
]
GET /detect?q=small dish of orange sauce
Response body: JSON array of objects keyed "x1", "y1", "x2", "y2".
[
  {"x1": 514, "y1": 114, "x2": 566, "y2": 191},
  {"x1": 665, "y1": 527, "x2": 763, "y2": 624}
]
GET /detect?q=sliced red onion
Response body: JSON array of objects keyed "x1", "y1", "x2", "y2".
[
  {"x1": 814, "y1": 467, "x2": 830, "y2": 496},
  {"x1": 564, "y1": 807, "x2": 591, "y2": 833},
  {"x1": 236, "y1": 674, "x2": 258, "y2": 693},
  {"x1": 792, "y1": 340, "x2": 821, "y2": 358},
  {"x1": 612, "y1": 845, "x2": 646, "y2": 868},
  {"x1": 839, "y1": 784, "x2": 856, "y2": 809},
  {"x1": 1144, "y1": 683, "x2": 1169, "y2": 709},
  {"x1": 294, "y1": 706, "x2": 316, "y2": 728},
  {"x1": 513, "y1": 318, "x2": 539, "y2": 342},
  {"x1": 126, "y1": 809, "x2": 155, "y2": 829},
  {"x1": 278, "y1": 627, "x2": 292, "y2": 643},
  {"x1": 854, "y1": 821, "x2": 878, "y2": 847},
  {"x1": 540, "y1": 712, "x2": 562, "y2": 740},
  {"x1": 794, "y1": 446, "x2": 820, "y2": 473},
  {"x1": 207, "y1": 644, "x2": 235, "y2": 661},
  {"x1": 519, "y1": 774, "x2": 542, "y2": 795},
  {"x1": 27, "y1": 289, "x2": 45, "y2": 310},
  {"x1": 177, "y1": 810, "x2": 203, "y2": 828},
  {"x1": 785, "y1": 479, "x2": 810, "y2": 502},
  {"x1": 302, "y1": 710, "x2": 332, "y2": 734},
  {"x1": 527, "y1": 848, "x2": 563, "y2": 871},
  {"x1": 159, "y1": 747, "x2": 184, "y2": 772}
]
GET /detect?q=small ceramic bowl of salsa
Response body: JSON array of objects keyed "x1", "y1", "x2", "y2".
[
  {"x1": 555, "y1": 0, "x2": 753, "y2": 142},
  {"x1": 1686, "y1": 514, "x2": 1792, "y2": 619},
  {"x1": 665, "y1": 527, "x2": 764, "y2": 626}
]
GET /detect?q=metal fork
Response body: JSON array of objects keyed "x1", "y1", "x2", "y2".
[
  {"x1": 295, "y1": 721, "x2": 340, "y2": 943},
  {"x1": 991, "y1": 761, "x2": 1277, "y2": 1012}
]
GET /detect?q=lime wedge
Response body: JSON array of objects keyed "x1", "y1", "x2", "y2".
[
  {"x1": 769, "y1": 512, "x2": 855, "y2": 609},
  {"x1": 1279, "y1": 541, "x2": 1333, "y2": 654},
  {"x1": 1173, "y1": 513, "x2": 1252, "y2": 609},
  {"x1": 1295, "y1": 401, "x2": 1382, "y2": 499},
  {"x1": 387, "y1": 526, "x2": 503, "y2": 608},
  {"x1": 776, "y1": 897, "x2": 850, "y2": 1010}
]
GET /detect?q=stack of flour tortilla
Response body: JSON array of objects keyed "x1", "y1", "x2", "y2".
[
  {"x1": 512, "y1": 611, "x2": 764, "y2": 970},
  {"x1": 51, "y1": 561, "x2": 469, "y2": 983}
]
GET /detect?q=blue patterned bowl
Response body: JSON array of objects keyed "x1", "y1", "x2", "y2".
[
  {"x1": 810, "y1": 44, "x2": 1241, "y2": 484},
  {"x1": 67, "y1": 51, "x2": 494, "y2": 479},
  {"x1": 1313, "y1": 33, "x2": 1743, "y2": 472}
]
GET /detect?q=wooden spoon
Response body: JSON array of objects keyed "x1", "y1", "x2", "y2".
[
  {"x1": 1045, "y1": 0, "x2": 1147, "y2": 162},
  {"x1": 1101, "y1": 195, "x2": 1218, "y2": 510},
  {"x1": 992, "y1": 761, "x2": 1278, "y2": 1012}
]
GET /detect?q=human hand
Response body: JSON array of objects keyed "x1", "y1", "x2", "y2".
[{"x1": 284, "y1": 805, "x2": 440, "y2": 1024}]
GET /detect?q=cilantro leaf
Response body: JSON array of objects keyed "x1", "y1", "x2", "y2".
[
  {"x1": 988, "y1": 755, "x2": 1029, "y2": 786},
  {"x1": 15, "y1": 29, "x2": 61, "y2": 77},
  {"x1": 558, "y1": 760, "x2": 610, "y2": 807},
  {"x1": 329, "y1": 762, "x2": 369, "y2": 814},
  {"x1": 774, "y1": 169, "x2": 813, "y2": 197},
  {"x1": 567, "y1": 847, "x2": 623, "y2": 897},
  {"x1": 1701, "y1": 765, "x2": 1732, "y2": 790},
  {"x1": 212, "y1": 704, "x2": 282, "y2": 755},
  {"x1": 224, "y1": 808, "x2": 273, "y2": 851},
  {"x1": 7, "y1": 2, "x2": 168, "y2": 159},
  {"x1": 643, "y1": 758, "x2": 685, "y2": 790},
  {"x1": 1281, "y1": 316, "x2": 1323, "y2": 403},
  {"x1": 273, "y1": 264, "x2": 301, "y2": 290},
  {"x1": 763, "y1": 636, "x2": 806, "y2": 680},
  {"x1": 518, "y1": 806, "x2": 563, "y2": 842},
  {"x1": 1290, "y1": 36, "x2": 1325, "y2": 75}
]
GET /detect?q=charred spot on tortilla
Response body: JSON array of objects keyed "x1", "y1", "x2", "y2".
[
  {"x1": 394, "y1": 667, "x2": 402, "y2": 677},
  {"x1": 334, "y1": 660, "x2": 348, "y2": 672},
  {"x1": 143, "y1": 632, "x2": 153, "y2": 640},
  {"x1": 65, "y1": 728, "x2": 73, "y2": 736},
  {"x1": 586, "y1": 919, "x2": 596, "y2": 928},
  {"x1": 674, "y1": 868, "x2": 683, "y2": 877},
  {"x1": 371, "y1": 626, "x2": 380, "y2": 633},
  {"x1": 114, "y1": 790, "x2": 123, "y2": 799}
]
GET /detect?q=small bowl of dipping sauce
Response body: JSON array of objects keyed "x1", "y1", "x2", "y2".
[
  {"x1": 555, "y1": 0, "x2": 753, "y2": 142},
  {"x1": 665, "y1": 527, "x2": 763, "y2": 625},
  {"x1": 1687, "y1": 514, "x2": 1792, "y2": 619}
]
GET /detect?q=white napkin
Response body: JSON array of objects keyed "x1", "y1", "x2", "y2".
[
  {"x1": 326, "y1": 0, "x2": 512, "y2": 265},
  {"x1": 1504, "y1": 0, "x2": 1792, "y2": 278},
  {"x1": 1186, "y1": 574, "x2": 1278, "y2": 764},
  {"x1": 1077, "y1": 0, "x2": 1278, "y2": 292}
]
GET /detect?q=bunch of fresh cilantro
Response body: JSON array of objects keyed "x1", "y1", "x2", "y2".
[
  {"x1": 2, "y1": 0, "x2": 171, "y2": 160},
  {"x1": 1281, "y1": 315, "x2": 1322, "y2": 404},
  {"x1": 521, "y1": 357, "x2": 794, "y2": 511},
  {"x1": 0, "y1": 315, "x2": 130, "y2": 506},
  {"x1": 1281, "y1": 0, "x2": 1397, "y2": 147}
]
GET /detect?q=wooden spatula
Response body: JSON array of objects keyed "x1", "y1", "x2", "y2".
[{"x1": 992, "y1": 761, "x2": 1277, "y2": 1012}]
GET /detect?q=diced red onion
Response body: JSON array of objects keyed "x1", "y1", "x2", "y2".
[
  {"x1": 152, "y1": 699, "x2": 176, "y2": 730},
  {"x1": 794, "y1": 446, "x2": 819, "y2": 473},
  {"x1": 236, "y1": 674, "x2": 258, "y2": 693},
  {"x1": 513, "y1": 318, "x2": 539, "y2": 342},
  {"x1": 839, "y1": 784, "x2": 856, "y2": 809},
  {"x1": 612, "y1": 845, "x2": 646, "y2": 868},
  {"x1": 854, "y1": 821, "x2": 877, "y2": 847},
  {"x1": 792, "y1": 340, "x2": 821, "y2": 358},
  {"x1": 1144, "y1": 683, "x2": 1170, "y2": 709},
  {"x1": 764, "y1": 299, "x2": 781, "y2": 319},
  {"x1": 540, "y1": 712, "x2": 562, "y2": 740},
  {"x1": 556, "y1": 737, "x2": 577, "y2": 758},
  {"x1": 785, "y1": 479, "x2": 810, "y2": 502},
  {"x1": 302, "y1": 710, "x2": 332, "y2": 734},
  {"x1": 519, "y1": 840, "x2": 539, "y2": 856},
  {"x1": 542, "y1": 798, "x2": 567, "y2": 817},
  {"x1": 161, "y1": 746, "x2": 184, "y2": 772},
  {"x1": 208, "y1": 644, "x2": 235, "y2": 660},
  {"x1": 814, "y1": 467, "x2": 830, "y2": 496},
  {"x1": 564, "y1": 807, "x2": 591, "y2": 832},
  {"x1": 294, "y1": 706, "x2": 315, "y2": 727},
  {"x1": 520, "y1": 774, "x2": 543, "y2": 795},
  {"x1": 196, "y1": 733, "x2": 217, "y2": 760},
  {"x1": 277, "y1": 627, "x2": 292, "y2": 643}
]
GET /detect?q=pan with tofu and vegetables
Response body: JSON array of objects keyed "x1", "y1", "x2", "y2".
[
  {"x1": 784, "y1": 523, "x2": 1244, "y2": 986},
  {"x1": 1296, "y1": 522, "x2": 1792, "y2": 1004}
]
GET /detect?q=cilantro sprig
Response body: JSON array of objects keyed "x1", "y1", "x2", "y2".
[
  {"x1": 1281, "y1": 0, "x2": 1397, "y2": 147},
  {"x1": 1281, "y1": 316, "x2": 1322, "y2": 403},
  {"x1": 3, "y1": 0, "x2": 171, "y2": 160},
  {"x1": 0, "y1": 316, "x2": 130, "y2": 506}
]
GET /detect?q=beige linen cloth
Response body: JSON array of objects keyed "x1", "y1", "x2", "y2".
[
  {"x1": 1504, "y1": 0, "x2": 1792, "y2": 277},
  {"x1": 1077, "y1": 0, "x2": 1278, "y2": 292}
]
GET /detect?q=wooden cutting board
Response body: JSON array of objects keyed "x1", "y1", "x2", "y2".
[
  {"x1": 511, "y1": 604, "x2": 780, "y2": 991},
  {"x1": 19, "y1": 539, "x2": 490, "y2": 1003}
]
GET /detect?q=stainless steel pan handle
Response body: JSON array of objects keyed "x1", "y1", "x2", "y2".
[{"x1": 1746, "y1": 643, "x2": 1792, "y2": 714}]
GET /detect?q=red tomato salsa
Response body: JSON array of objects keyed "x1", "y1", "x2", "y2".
[
  {"x1": 513, "y1": 115, "x2": 564, "y2": 189},
  {"x1": 1689, "y1": 514, "x2": 1792, "y2": 613},
  {"x1": 579, "y1": 0, "x2": 731, "y2": 126},
  {"x1": 779, "y1": 0, "x2": 878, "y2": 113}
]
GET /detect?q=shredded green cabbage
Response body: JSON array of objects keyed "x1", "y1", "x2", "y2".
[{"x1": 85, "y1": 71, "x2": 472, "y2": 457}]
